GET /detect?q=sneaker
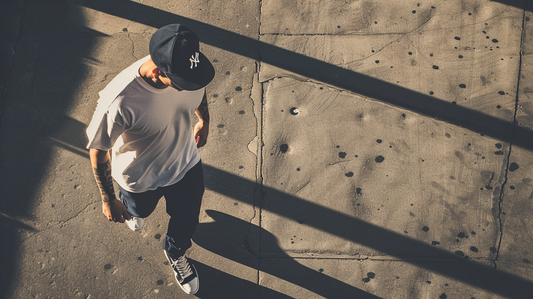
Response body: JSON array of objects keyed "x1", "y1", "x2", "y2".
[
  {"x1": 125, "y1": 217, "x2": 144, "y2": 231},
  {"x1": 164, "y1": 250, "x2": 199, "y2": 294}
]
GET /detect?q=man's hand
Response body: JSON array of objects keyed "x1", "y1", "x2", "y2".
[
  {"x1": 194, "y1": 121, "x2": 209, "y2": 148},
  {"x1": 102, "y1": 199, "x2": 132, "y2": 223},
  {"x1": 90, "y1": 149, "x2": 132, "y2": 223}
]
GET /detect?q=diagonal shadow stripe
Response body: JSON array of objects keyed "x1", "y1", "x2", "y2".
[
  {"x1": 493, "y1": 0, "x2": 530, "y2": 11},
  {"x1": 195, "y1": 210, "x2": 382, "y2": 298},
  {"x1": 78, "y1": 0, "x2": 533, "y2": 151},
  {"x1": 203, "y1": 164, "x2": 533, "y2": 298},
  {"x1": 191, "y1": 259, "x2": 295, "y2": 299}
]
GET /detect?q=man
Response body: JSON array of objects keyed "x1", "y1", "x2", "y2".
[{"x1": 86, "y1": 24, "x2": 214, "y2": 295}]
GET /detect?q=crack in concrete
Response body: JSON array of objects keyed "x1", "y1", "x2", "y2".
[
  {"x1": 492, "y1": 3, "x2": 528, "y2": 270},
  {"x1": 99, "y1": 73, "x2": 109, "y2": 84},
  {"x1": 90, "y1": 234, "x2": 111, "y2": 253},
  {"x1": 16, "y1": 202, "x2": 96, "y2": 247},
  {"x1": 16, "y1": 202, "x2": 97, "y2": 247},
  {"x1": 58, "y1": 201, "x2": 96, "y2": 225},
  {"x1": 124, "y1": 28, "x2": 138, "y2": 60},
  {"x1": 294, "y1": 180, "x2": 311, "y2": 196},
  {"x1": 486, "y1": 172, "x2": 495, "y2": 189},
  {"x1": 327, "y1": 160, "x2": 350, "y2": 166},
  {"x1": 17, "y1": 229, "x2": 41, "y2": 247}
]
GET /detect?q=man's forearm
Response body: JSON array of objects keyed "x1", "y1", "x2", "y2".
[{"x1": 90, "y1": 149, "x2": 117, "y2": 202}]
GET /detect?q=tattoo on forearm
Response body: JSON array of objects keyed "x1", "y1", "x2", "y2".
[
  {"x1": 198, "y1": 96, "x2": 210, "y2": 123},
  {"x1": 92, "y1": 160, "x2": 116, "y2": 202}
]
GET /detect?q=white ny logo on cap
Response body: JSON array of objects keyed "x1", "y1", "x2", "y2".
[{"x1": 189, "y1": 52, "x2": 200, "y2": 69}]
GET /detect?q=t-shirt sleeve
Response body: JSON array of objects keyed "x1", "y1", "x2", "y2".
[{"x1": 86, "y1": 96, "x2": 125, "y2": 151}]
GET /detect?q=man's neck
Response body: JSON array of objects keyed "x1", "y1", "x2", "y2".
[{"x1": 138, "y1": 60, "x2": 168, "y2": 89}]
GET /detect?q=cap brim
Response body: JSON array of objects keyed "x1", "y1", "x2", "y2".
[{"x1": 166, "y1": 52, "x2": 215, "y2": 91}]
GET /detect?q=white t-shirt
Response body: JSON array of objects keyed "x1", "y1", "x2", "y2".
[{"x1": 86, "y1": 56, "x2": 204, "y2": 192}]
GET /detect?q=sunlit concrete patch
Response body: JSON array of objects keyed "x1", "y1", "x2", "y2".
[
  {"x1": 67, "y1": 2, "x2": 150, "y2": 35},
  {"x1": 261, "y1": 0, "x2": 438, "y2": 35},
  {"x1": 259, "y1": 258, "x2": 533, "y2": 299},
  {"x1": 261, "y1": 0, "x2": 517, "y2": 36},
  {"x1": 260, "y1": 0, "x2": 522, "y2": 123},
  {"x1": 10, "y1": 197, "x2": 173, "y2": 298},
  {"x1": 196, "y1": 52, "x2": 259, "y2": 183},
  {"x1": 262, "y1": 77, "x2": 506, "y2": 259}
]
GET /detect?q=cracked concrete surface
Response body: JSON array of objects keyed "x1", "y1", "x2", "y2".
[{"x1": 2, "y1": 0, "x2": 533, "y2": 298}]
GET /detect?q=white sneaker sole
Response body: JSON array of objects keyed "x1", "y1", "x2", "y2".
[{"x1": 125, "y1": 217, "x2": 144, "y2": 231}]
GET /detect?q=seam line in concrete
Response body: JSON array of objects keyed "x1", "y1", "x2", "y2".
[
  {"x1": 260, "y1": 32, "x2": 419, "y2": 37},
  {"x1": 259, "y1": 255, "x2": 496, "y2": 263},
  {"x1": 245, "y1": 69, "x2": 262, "y2": 263},
  {"x1": 256, "y1": 0, "x2": 264, "y2": 296}
]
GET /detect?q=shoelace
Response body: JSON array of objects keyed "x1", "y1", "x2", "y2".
[{"x1": 171, "y1": 255, "x2": 193, "y2": 280}]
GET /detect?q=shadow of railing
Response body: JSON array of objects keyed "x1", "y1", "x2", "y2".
[
  {"x1": 195, "y1": 210, "x2": 382, "y2": 299},
  {"x1": 78, "y1": 0, "x2": 533, "y2": 151},
  {"x1": 192, "y1": 258, "x2": 294, "y2": 299},
  {"x1": 203, "y1": 164, "x2": 533, "y2": 298}
]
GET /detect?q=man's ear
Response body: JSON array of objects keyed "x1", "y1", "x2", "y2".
[
  {"x1": 151, "y1": 67, "x2": 162, "y2": 76},
  {"x1": 151, "y1": 67, "x2": 163, "y2": 83}
]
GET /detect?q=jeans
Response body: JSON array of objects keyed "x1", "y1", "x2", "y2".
[{"x1": 118, "y1": 161, "x2": 204, "y2": 259}]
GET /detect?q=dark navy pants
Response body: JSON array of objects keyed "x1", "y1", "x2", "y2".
[{"x1": 118, "y1": 161, "x2": 204, "y2": 259}]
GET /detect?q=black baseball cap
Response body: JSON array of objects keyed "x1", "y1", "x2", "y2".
[{"x1": 149, "y1": 24, "x2": 215, "y2": 90}]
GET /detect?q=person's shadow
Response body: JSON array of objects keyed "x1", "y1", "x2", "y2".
[{"x1": 193, "y1": 210, "x2": 380, "y2": 299}]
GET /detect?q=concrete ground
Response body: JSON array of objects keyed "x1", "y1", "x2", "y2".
[{"x1": 1, "y1": 0, "x2": 533, "y2": 298}]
